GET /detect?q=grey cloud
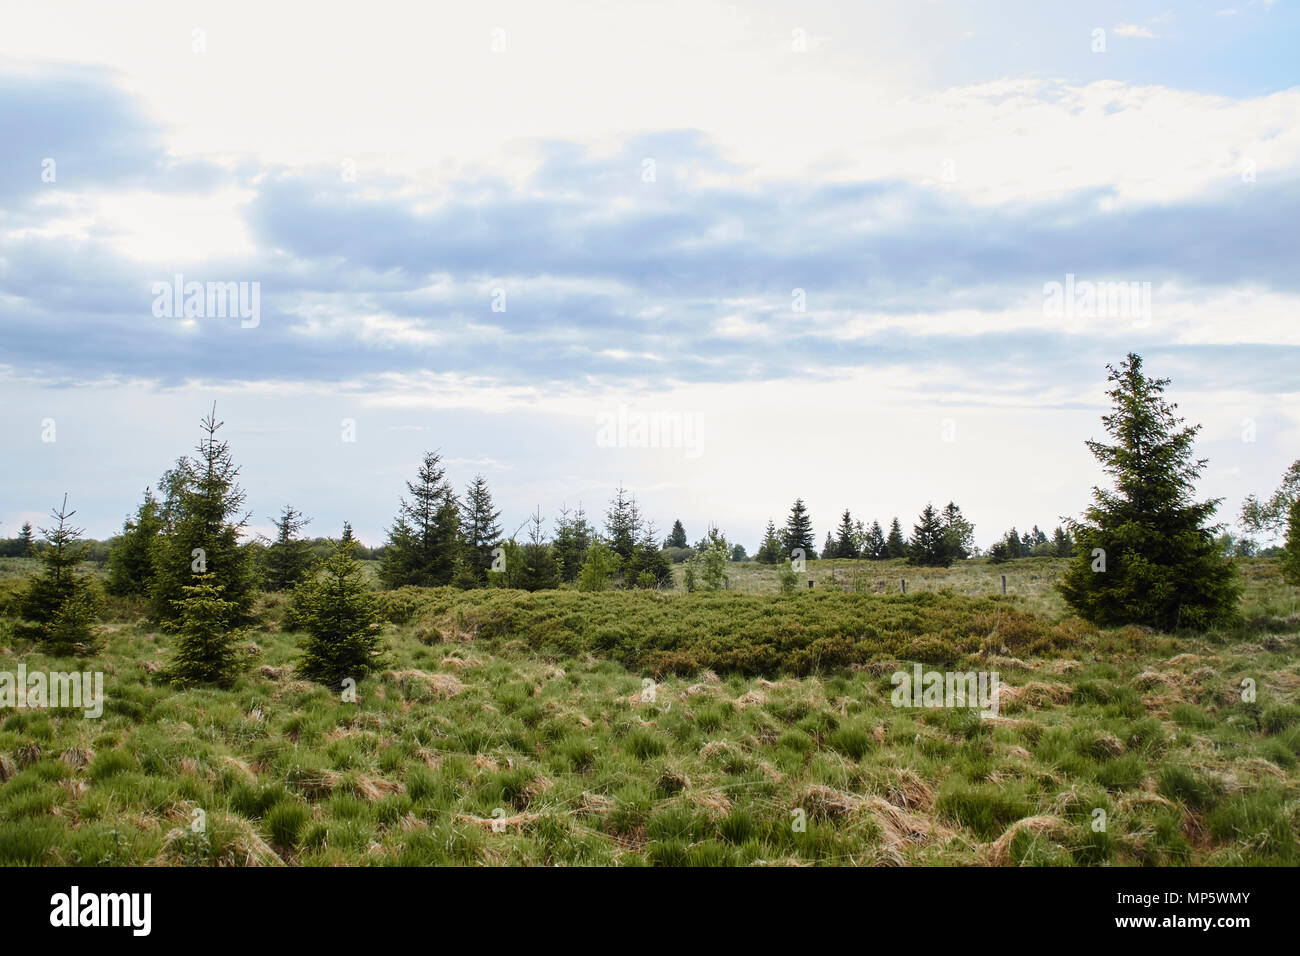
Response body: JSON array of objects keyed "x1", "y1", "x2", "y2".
[{"x1": 2, "y1": 63, "x2": 1298, "y2": 398}]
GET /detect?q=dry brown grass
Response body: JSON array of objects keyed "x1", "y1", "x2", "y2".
[
  {"x1": 985, "y1": 815, "x2": 1070, "y2": 865},
  {"x1": 60, "y1": 746, "x2": 94, "y2": 770},
  {"x1": 384, "y1": 668, "x2": 465, "y2": 699},
  {"x1": 575, "y1": 791, "x2": 613, "y2": 817},
  {"x1": 996, "y1": 680, "x2": 1073, "y2": 712},
  {"x1": 882, "y1": 767, "x2": 935, "y2": 811},
  {"x1": 864, "y1": 795, "x2": 956, "y2": 852}
]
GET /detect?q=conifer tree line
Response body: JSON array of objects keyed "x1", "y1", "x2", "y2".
[
  {"x1": 376, "y1": 465, "x2": 672, "y2": 593},
  {"x1": 5, "y1": 354, "x2": 1299, "y2": 683},
  {"x1": 987, "y1": 525, "x2": 1076, "y2": 563},
  {"x1": 752, "y1": 499, "x2": 971, "y2": 568}
]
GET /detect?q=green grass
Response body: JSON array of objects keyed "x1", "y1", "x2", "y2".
[{"x1": 1, "y1": 555, "x2": 1298, "y2": 865}]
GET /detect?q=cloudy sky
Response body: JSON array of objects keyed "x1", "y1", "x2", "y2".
[{"x1": 2, "y1": 0, "x2": 1298, "y2": 550}]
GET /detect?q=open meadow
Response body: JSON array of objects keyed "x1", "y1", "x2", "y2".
[{"x1": 3, "y1": 556, "x2": 1298, "y2": 867}]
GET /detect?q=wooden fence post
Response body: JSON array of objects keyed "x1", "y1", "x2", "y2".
[
  {"x1": 1001, "y1": 575, "x2": 1007, "y2": 595},
  {"x1": 901, "y1": 578, "x2": 906, "y2": 594}
]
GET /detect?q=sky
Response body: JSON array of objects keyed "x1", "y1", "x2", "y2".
[{"x1": 1, "y1": 0, "x2": 1298, "y2": 550}]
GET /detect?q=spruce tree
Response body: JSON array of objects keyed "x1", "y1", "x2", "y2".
[
  {"x1": 821, "y1": 531, "x2": 837, "y2": 560},
  {"x1": 1057, "y1": 353, "x2": 1240, "y2": 630},
  {"x1": 518, "y1": 508, "x2": 561, "y2": 591},
  {"x1": 605, "y1": 486, "x2": 642, "y2": 563},
  {"x1": 107, "y1": 488, "x2": 163, "y2": 597},
  {"x1": 666, "y1": 520, "x2": 688, "y2": 549},
  {"x1": 756, "y1": 520, "x2": 782, "y2": 564},
  {"x1": 17, "y1": 522, "x2": 35, "y2": 555},
  {"x1": 1052, "y1": 525, "x2": 1074, "y2": 558},
  {"x1": 341, "y1": 521, "x2": 355, "y2": 544},
  {"x1": 47, "y1": 588, "x2": 100, "y2": 657},
  {"x1": 263, "y1": 505, "x2": 313, "y2": 592},
  {"x1": 19, "y1": 495, "x2": 101, "y2": 653},
  {"x1": 864, "y1": 521, "x2": 886, "y2": 560},
  {"x1": 164, "y1": 574, "x2": 247, "y2": 687},
  {"x1": 994, "y1": 527, "x2": 1018, "y2": 559},
  {"x1": 553, "y1": 504, "x2": 593, "y2": 583},
  {"x1": 885, "y1": 518, "x2": 907, "y2": 558},
  {"x1": 629, "y1": 521, "x2": 672, "y2": 588},
  {"x1": 991, "y1": 527, "x2": 1030, "y2": 563},
  {"x1": 149, "y1": 405, "x2": 255, "y2": 625},
  {"x1": 457, "y1": 474, "x2": 502, "y2": 587},
  {"x1": 293, "y1": 541, "x2": 385, "y2": 687},
  {"x1": 782, "y1": 498, "x2": 816, "y2": 561},
  {"x1": 940, "y1": 502, "x2": 975, "y2": 561},
  {"x1": 379, "y1": 450, "x2": 461, "y2": 588},
  {"x1": 835, "y1": 509, "x2": 859, "y2": 558},
  {"x1": 908, "y1": 503, "x2": 952, "y2": 568}
]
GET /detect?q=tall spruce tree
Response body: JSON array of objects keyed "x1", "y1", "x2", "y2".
[
  {"x1": 885, "y1": 517, "x2": 907, "y2": 558},
  {"x1": 107, "y1": 488, "x2": 163, "y2": 597},
  {"x1": 1052, "y1": 525, "x2": 1075, "y2": 558},
  {"x1": 666, "y1": 520, "x2": 688, "y2": 549},
  {"x1": 149, "y1": 405, "x2": 255, "y2": 625},
  {"x1": 19, "y1": 495, "x2": 101, "y2": 653},
  {"x1": 341, "y1": 521, "x2": 355, "y2": 544},
  {"x1": 457, "y1": 474, "x2": 502, "y2": 587},
  {"x1": 908, "y1": 503, "x2": 952, "y2": 568},
  {"x1": 293, "y1": 541, "x2": 385, "y2": 686},
  {"x1": 1056, "y1": 353, "x2": 1239, "y2": 630},
  {"x1": 379, "y1": 450, "x2": 461, "y2": 588},
  {"x1": 835, "y1": 509, "x2": 859, "y2": 558},
  {"x1": 263, "y1": 505, "x2": 313, "y2": 592},
  {"x1": 782, "y1": 498, "x2": 816, "y2": 561}
]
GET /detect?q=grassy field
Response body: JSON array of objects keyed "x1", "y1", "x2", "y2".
[{"x1": 1, "y1": 556, "x2": 1298, "y2": 866}]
